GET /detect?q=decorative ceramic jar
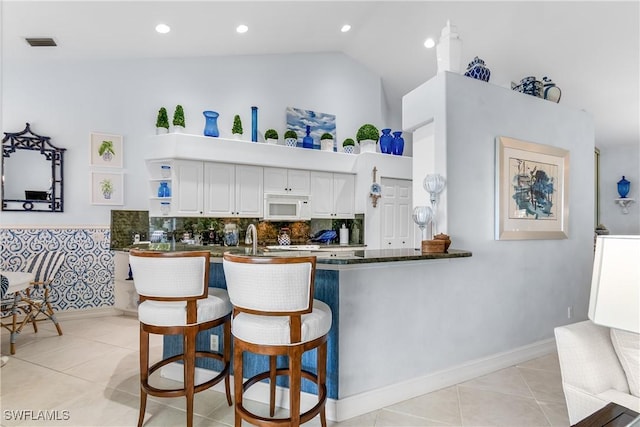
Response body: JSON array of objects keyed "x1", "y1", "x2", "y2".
[
  {"x1": 343, "y1": 145, "x2": 355, "y2": 154},
  {"x1": 277, "y1": 228, "x2": 291, "y2": 246},
  {"x1": 391, "y1": 131, "x2": 404, "y2": 156},
  {"x1": 160, "y1": 165, "x2": 171, "y2": 178},
  {"x1": 160, "y1": 202, "x2": 170, "y2": 215},
  {"x1": 541, "y1": 76, "x2": 562, "y2": 103},
  {"x1": 512, "y1": 76, "x2": 543, "y2": 97},
  {"x1": 203, "y1": 111, "x2": 220, "y2": 137},
  {"x1": 464, "y1": 56, "x2": 491, "y2": 82},
  {"x1": 618, "y1": 176, "x2": 631, "y2": 198},
  {"x1": 157, "y1": 182, "x2": 171, "y2": 197},
  {"x1": 223, "y1": 223, "x2": 239, "y2": 247},
  {"x1": 379, "y1": 128, "x2": 393, "y2": 154}
]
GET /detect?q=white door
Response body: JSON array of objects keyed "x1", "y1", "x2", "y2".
[
  {"x1": 380, "y1": 178, "x2": 412, "y2": 248},
  {"x1": 204, "y1": 162, "x2": 234, "y2": 216},
  {"x1": 235, "y1": 165, "x2": 263, "y2": 217}
]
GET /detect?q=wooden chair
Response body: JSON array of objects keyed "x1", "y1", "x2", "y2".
[
  {"x1": 129, "y1": 250, "x2": 232, "y2": 427},
  {"x1": 222, "y1": 253, "x2": 331, "y2": 427},
  {"x1": 24, "y1": 251, "x2": 65, "y2": 335}
]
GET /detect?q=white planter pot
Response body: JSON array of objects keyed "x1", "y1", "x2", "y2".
[
  {"x1": 156, "y1": 127, "x2": 169, "y2": 135},
  {"x1": 284, "y1": 138, "x2": 298, "y2": 147},
  {"x1": 321, "y1": 140, "x2": 334, "y2": 152},
  {"x1": 233, "y1": 133, "x2": 242, "y2": 140},
  {"x1": 359, "y1": 139, "x2": 377, "y2": 153},
  {"x1": 266, "y1": 138, "x2": 278, "y2": 145},
  {"x1": 343, "y1": 145, "x2": 355, "y2": 154},
  {"x1": 172, "y1": 126, "x2": 184, "y2": 133}
]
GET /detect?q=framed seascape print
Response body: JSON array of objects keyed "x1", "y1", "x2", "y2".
[
  {"x1": 91, "y1": 172, "x2": 124, "y2": 205},
  {"x1": 286, "y1": 107, "x2": 336, "y2": 149},
  {"x1": 495, "y1": 136, "x2": 569, "y2": 240},
  {"x1": 90, "y1": 132, "x2": 123, "y2": 168}
]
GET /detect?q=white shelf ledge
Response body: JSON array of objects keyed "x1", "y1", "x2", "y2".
[{"x1": 615, "y1": 198, "x2": 635, "y2": 214}]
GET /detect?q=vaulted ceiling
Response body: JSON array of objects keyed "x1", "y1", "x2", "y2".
[{"x1": 2, "y1": 1, "x2": 638, "y2": 148}]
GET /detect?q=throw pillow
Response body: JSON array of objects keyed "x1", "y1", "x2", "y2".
[{"x1": 610, "y1": 328, "x2": 640, "y2": 397}]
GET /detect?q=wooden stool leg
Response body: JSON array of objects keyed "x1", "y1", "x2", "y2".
[
  {"x1": 318, "y1": 342, "x2": 327, "y2": 427},
  {"x1": 44, "y1": 287, "x2": 63, "y2": 335},
  {"x1": 233, "y1": 338, "x2": 243, "y2": 427},
  {"x1": 290, "y1": 348, "x2": 302, "y2": 426},
  {"x1": 224, "y1": 320, "x2": 232, "y2": 406},
  {"x1": 138, "y1": 325, "x2": 149, "y2": 427},
  {"x1": 269, "y1": 355, "x2": 277, "y2": 416},
  {"x1": 185, "y1": 327, "x2": 196, "y2": 427}
]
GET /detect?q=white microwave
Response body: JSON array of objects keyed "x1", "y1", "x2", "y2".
[{"x1": 263, "y1": 193, "x2": 311, "y2": 221}]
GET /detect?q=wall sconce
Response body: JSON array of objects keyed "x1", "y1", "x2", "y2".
[{"x1": 423, "y1": 174, "x2": 446, "y2": 234}]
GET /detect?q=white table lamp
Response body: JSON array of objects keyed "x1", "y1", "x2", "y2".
[{"x1": 588, "y1": 235, "x2": 640, "y2": 334}]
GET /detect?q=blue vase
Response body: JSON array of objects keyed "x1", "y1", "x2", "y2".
[
  {"x1": 251, "y1": 106, "x2": 258, "y2": 142},
  {"x1": 203, "y1": 111, "x2": 219, "y2": 137},
  {"x1": 157, "y1": 182, "x2": 170, "y2": 197},
  {"x1": 379, "y1": 128, "x2": 393, "y2": 154},
  {"x1": 392, "y1": 131, "x2": 404, "y2": 156},
  {"x1": 617, "y1": 176, "x2": 630, "y2": 198},
  {"x1": 303, "y1": 125, "x2": 314, "y2": 149}
]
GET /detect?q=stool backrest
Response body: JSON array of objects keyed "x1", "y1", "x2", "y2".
[
  {"x1": 222, "y1": 253, "x2": 316, "y2": 315},
  {"x1": 26, "y1": 251, "x2": 65, "y2": 285},
  {"x1": 129, "y1": 250, "x2": 210, "y2": 301}
]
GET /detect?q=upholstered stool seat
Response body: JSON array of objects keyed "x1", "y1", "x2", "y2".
[
  {"x1": 223, "y1": 253, "x2": 331, "y2": 427},
  {"x1": 129, "y1": 250, "x2": 232, "y2": 427}
]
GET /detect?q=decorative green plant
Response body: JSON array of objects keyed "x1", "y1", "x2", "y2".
[
  {"x1": 356, "y1": 124, "x2": 380, "y2": 142},
  {"x1": 100, "y1": 178, "x2": 114, "y2": 198},
  {"x1": 156, "y1": 107, "x2": 169, "y2": 129},
  {"x1": 264, "y1": 129, "x2": 278, "y2": 140},
  {"x1": 232, "y1": 114, "x2": 243, "y2": 135},
  {"x1": 172, "y1": 105, "x2": 185, "y2": 127},
  {"x1": 342, "y1": 138, "x2": 355, "y2": 147},
  {"x1": 284, "y1": 130, "x2": 297, "y2": 139},
  {"x1": 98, "y1": 140, "x2": 115, "y2": 157},
  {"x1": 321, "y1": 132, "x2": 334, "y2": 140}
]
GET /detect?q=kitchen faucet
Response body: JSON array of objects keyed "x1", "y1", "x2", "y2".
[{"x1": 245, "y1": 224, "x2": 257, "y2": 255}]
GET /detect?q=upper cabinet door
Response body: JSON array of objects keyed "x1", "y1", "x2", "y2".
[
  {"x1": 264, "y1": 167, "x2": 310, "y2": 195},
  {"x1": 287, "y1": 169, "x2": 311, "y2": 195},
  {"x1": 174, "y1": 160, "x2": 204, "y2": 216},
  {"x1": 204, "y1": 162, "x2": 234, "y2": 216},
  {"x1": 333, "y1": 173, "x2": 355, "y2": 219},
  {"x1": 235, "y1": 165, "x2": 263, "y2": 217}
]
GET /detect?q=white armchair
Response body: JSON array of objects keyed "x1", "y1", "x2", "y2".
[{"x1": 555, "y1": 320, "x2": 640, "y2": 425}]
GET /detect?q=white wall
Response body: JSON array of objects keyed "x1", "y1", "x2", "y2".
[
  {"x1": 403, "y1": 72, "x2": 595, "y2": 355},
  {"x1": 599, "y1": 143, "x2": 640, "y2": 234},
  {"x1": 1, "y1": 52, "x2": 387, "y2": 226}
]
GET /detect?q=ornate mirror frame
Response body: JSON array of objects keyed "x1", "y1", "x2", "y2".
[{"x1": 2, "y1": 123, "x2": 66, "y2": 212}]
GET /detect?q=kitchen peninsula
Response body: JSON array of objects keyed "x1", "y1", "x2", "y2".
[{"x1": 114, "y1": 245, "x2": 471, "y2": 421}]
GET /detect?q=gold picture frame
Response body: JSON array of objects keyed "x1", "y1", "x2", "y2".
[{"x1": 495, "y1": 136, "x2": 569, "y2": 240}]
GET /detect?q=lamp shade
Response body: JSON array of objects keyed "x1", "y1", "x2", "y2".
[{"x1": 588, "y1": 235, "x2": 640, "y2": 333}]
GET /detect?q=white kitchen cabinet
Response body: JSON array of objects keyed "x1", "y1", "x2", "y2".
[
  {"x1": 204, "y1": 163, "x2": 263, "y2": 217},
  {"x1": 174, "y1": 160, "x2": 205, "y2": 216},
  {"x1": 263, "y1": 167, "x2": 310, "y2": 195},
  {"x1": 310, "y1": 172, "x2": 355, "y2": 219}
]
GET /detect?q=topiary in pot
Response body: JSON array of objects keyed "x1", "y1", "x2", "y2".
[
  {"x1": 284, "y1": 130, "x2": 298, "y2": 147},
  {"x1": 172, "y1": 105, "x2": 185, "y2": 130},
  {"x1": 264, "y1": 129, "x2": 278, "y2": 144},
  {"x1": 356, "y1": 123, "x2": 379, "y2": 153},
  {"x1": 232, "y1": 114, "x2": 243, "y2": 138},
  {"x1": 342, "y1": 138, "x2": 355, "y2": 154},
  {"x1": 320, "y1": 132, "x2": 334, "y2": 152},
  {"x1": 156, "y1": 107, "x2": 169, "y2": 134}
]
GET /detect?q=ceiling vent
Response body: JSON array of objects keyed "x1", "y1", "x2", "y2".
[{"x1": 25, "y1": 38, "x2": 57, "y2": 47}]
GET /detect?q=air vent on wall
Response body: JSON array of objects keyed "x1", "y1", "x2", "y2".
[{"x1": 25, "y1": 38, "x2": 57, "y2": 47}]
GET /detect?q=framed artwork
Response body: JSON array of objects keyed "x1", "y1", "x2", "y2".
[
  {"x1": 495, "y1": 136, "x2": 569, "y2": 240},
  {"x1": 286, "y1": 107, "x2": 336, "y2": 148},
  {"x1": 90, "y1": 132, "x2": 123, "y2": 168},
  {"x1": 91, "y1": 172, "x2": 124, "y2": 205}
]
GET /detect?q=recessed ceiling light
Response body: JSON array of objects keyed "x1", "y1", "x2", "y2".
[
  {"x1": 341, "y1": 24, "x2": 351, "y2": 33},
  {"x1": 236, "y1": 24, "x2": 249, "y2": 34},
  {"x1": 155, "y1": 24, "x2": 171, "y2": 34},
  {"x1": 423, "y1": 38, "x2": 435, "y2": 49}
]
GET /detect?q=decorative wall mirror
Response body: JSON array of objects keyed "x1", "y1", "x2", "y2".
[{"x1": 2, "y1": 123, "x2": 66, "y2": 212}]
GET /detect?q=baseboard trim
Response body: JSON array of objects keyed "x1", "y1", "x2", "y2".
[
  {"x1": 54, "y1": 307, "x2": 125, "y2": 321},
  {"x1": 161, "y1": 337, "x2": 556, "y2": 422}
]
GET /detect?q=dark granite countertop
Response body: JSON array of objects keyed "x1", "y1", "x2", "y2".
[{"x1": 113, "y1": 244, "x2": 472, "y2": 265}]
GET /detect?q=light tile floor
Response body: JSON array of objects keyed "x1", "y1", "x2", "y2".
[{"x1": 1, "y1": 314, "x2": 570, "y2": 426}]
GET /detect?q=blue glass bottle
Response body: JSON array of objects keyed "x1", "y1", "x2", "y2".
[
  {"x1": 303, "y1": 125, "x2": 314, "y2": 149},
  {"x1": 392, "y1": 131, "x2": 404, "y2": 156},
  {"x1": 203, "y1": 111, "x2": 219, "y2": 137},
  {"x1": 379, "y1": 128, "x2": 393, "y2": 154},
  {"x1": 617, "y1": 176, "x2": 630, "y2": 198},
  {"x1": 251, "y1": 106, "x2": 258, "y2": 142}
]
